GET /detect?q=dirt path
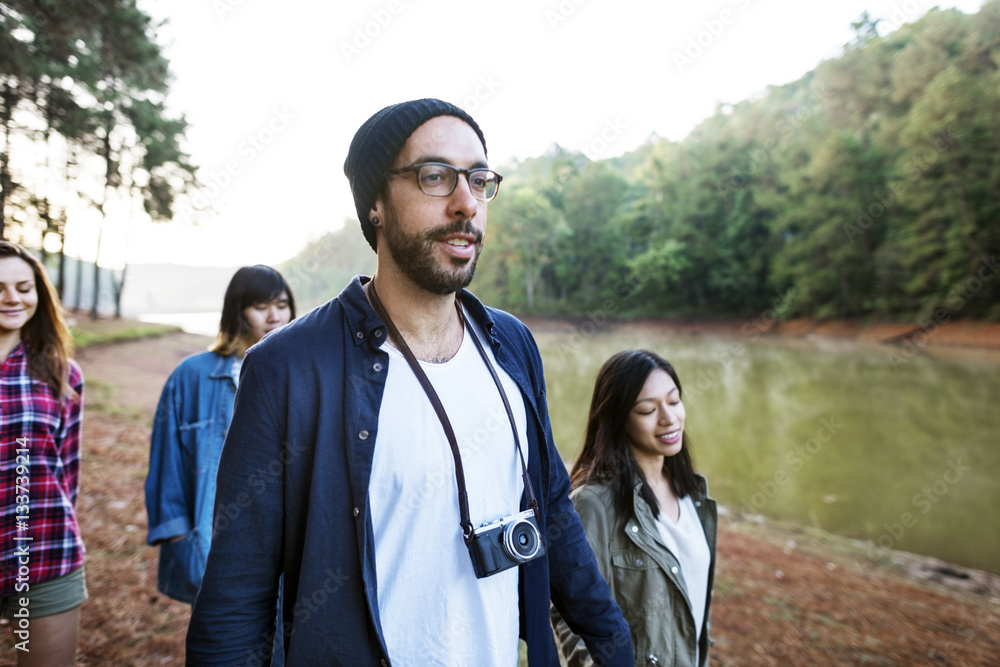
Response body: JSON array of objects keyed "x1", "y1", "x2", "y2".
[
  {"x1": 2, "y1": 330, "x2": 997, "y2": 665},
  {"x1": 1, "y1": 333, "x2": 209, "y2": 667}
]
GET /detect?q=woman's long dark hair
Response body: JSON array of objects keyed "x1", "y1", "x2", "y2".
[
  {"x1": 210, "y1": 265, "x2": 296, "y2": 357},
  {"x1": 0, "y1": 241, "x2": 77, "y2": 400},
  {"x1": 570, "y1": 349, "x2": 697, "y2": 518}
]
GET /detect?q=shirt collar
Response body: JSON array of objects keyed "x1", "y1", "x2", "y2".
[{"x1": 341, "y1": 275, "x2": 499, "y2": 351}]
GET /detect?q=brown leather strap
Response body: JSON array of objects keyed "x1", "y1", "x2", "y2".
[{"x1": 367, "y1": 279, "x2": 537, "y2": 541}]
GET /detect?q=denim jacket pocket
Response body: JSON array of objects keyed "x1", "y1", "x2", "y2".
[
  {"x1": 178, "y1": 418, "x2": 213, "y2": 473},
  {"x1": 157, "y1": 529, "x2": 207, "y2": 604},
  {"x1": 178, "y1": 418, "x2": 213, "y2": 432}
]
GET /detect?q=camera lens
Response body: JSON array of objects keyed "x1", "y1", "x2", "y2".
[{"x1": 502, "y1": 519, "x2": 541, "y2": 563}]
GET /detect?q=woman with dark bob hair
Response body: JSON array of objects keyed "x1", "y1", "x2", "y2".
[
  {"x1": 145, "y1": 265, "x2": 295, "y2": 604},
  {"x1": 1, "y1": 241, "x2": 86, "y2": 666},
  {"x1": 552, "y1": 349, "x2": 717, "y2": 667}
]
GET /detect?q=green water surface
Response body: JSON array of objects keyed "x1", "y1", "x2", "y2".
[{"x1": 535, "y1": 325, "x2": 1000, "y2": 574}]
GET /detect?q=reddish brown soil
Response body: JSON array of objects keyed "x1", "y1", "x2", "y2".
[
  {"x1": 2, "y1": 324, "x2": 997, "y2": 666},
  {"x1": 522, "y1": 315, "x2": 1000, "y2": 350}
]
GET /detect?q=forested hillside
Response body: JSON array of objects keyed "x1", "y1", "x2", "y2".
[{"x1": 288, "y1": 3, "x2": 1000, "y2": 321}]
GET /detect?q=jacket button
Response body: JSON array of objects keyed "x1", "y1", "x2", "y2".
[
  {"x1": 356, "y1": 331, "x2": 364, "y2": 340},
  {"x1": 353, "y1": 507, "x2": 360, "y2": 517},
  {"x1": 635, "y1": 559, "x2": 643, "y2": 567},
  {"x1": 695, "y1": 501, "x2": 702, "y2": 507},
  {"x1": 358, "y1": 430, "x2": 370, "y2": 440},
  {"x1": 374, "y1": 328, "x2": 383, "y2": 338},
  {"x1": 647, "y1": 654, "x2": 659, "y2": 665},
  {"x1": 381, "y1": 660, "x2": 389, "y2": 667},
  {"x1": 671, "y1": 566, "x2": 679, "y2": 574},
  {"x1": 630, "y1": 525, "x2": 638, "y2": 533},
  {"x1": 372, "y1": 362, "x2": 383, "y2": 372}
]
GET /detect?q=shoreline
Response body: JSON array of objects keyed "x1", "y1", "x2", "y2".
[{"x1": 518, "y1": 314, "x2": 1000, "y2": 350}]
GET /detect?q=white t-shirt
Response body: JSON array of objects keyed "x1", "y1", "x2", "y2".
[
  {"x1": 653, "y1": 494, "x2": 711, "y2": 645},
  {"x1": 369, "y1": 315, "x2": 528, "y2": 666}
]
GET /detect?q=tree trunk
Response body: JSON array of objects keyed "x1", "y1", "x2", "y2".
[
  {"x1": 113, "y1": 265, "x2": 127, "y2": 318},
  {"x1": 91, "y1": 130, "x2": 114, "y2": 320},
  {"x1": 0, "y1": 84, "x2": 17, "y2": 239},
  {"x1": 57, "y1": 231, "x2": 66, "y2": 300},
  {"x1": 74, "y1": 252, "x2": 83, "y2": 311}
]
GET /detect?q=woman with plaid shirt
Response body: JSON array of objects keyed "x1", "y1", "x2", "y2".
[{"x1": 0, "y1": 240, "x2": 86, "y2": 666}]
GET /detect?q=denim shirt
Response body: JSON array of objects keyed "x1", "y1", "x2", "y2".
[
  {"x1": 145, "y1": 350, "x2": 238, "y2": 603},
  {"x1": 186, "y1": 276, "x2": 633, "y2": 667}
]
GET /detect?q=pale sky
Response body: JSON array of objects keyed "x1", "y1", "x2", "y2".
[{"x1": 76, "y1": 0, "x2": 985, "y2": 268}]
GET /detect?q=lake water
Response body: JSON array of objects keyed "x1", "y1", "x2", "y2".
[
  {"x1": 139, "y1": 312, "x2": 221, "y2": 338},
  {"x1": 533, "y1": 324, "x2": 1000, "y2": 575},
  {"x1": 139, "y1": 311, "x2": 1000, "y2": 574}
]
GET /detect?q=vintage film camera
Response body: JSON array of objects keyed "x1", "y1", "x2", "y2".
[{"x1": 467, "y1": 509, "x2": 546, "y2": 578}]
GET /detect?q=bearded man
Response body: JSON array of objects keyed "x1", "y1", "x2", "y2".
[{"x1": 186, "y1": 99, "x2": 633, "y2": 667}]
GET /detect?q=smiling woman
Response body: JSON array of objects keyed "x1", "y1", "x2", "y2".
[
  {"x1": 552, "y1": 349, "x2": 717, "y2": 667},
  {"x1": 0, "y1": 241, "x2": 87, "y2": 667}
]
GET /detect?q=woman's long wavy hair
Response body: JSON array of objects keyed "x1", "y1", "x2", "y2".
[
  {"x1": 210, "y1": 265, "x2": 296, "y2": 358},
  {"x1": 570, "y1": 349, "x2": 697, "y2": 519},
  {"x1": 0, "y1": 241, "x2": 77, "y2": 400}
]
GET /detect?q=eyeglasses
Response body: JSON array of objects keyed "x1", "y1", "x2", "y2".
[{"x1": 387, "y1": 162, "x2": 503, "y2": 202}]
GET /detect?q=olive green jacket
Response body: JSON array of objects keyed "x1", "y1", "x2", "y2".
[{"x1": 552, "y1": 475, "x2": 717, "y2": 667}]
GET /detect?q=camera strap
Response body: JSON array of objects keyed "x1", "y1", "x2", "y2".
[{"x1": 367, "y1": 280, "x2": 539, "y2": 544}]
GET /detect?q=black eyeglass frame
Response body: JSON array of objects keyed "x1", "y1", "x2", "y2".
[{"x1": 387, "y1": 162, "x2": 503, "y2": 202}]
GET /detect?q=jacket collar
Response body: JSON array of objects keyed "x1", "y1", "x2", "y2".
[
  {"x1": 208, "y1": 352, "x2": 239, "y2": 386},
  {"x1": 630, "y1": 471, "x2": 710, "y2": 501},
  {"x1": 340, "y1": 275, "x2": 499, "y2": 351}
]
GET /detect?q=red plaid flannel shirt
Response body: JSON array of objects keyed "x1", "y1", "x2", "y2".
[{"x1": 1, "y1": 341, "x2": 85, "y2": 595}]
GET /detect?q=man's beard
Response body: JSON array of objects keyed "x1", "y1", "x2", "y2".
[{"x1": 381, "y1": 201, "x2": 484, "y2": 295}]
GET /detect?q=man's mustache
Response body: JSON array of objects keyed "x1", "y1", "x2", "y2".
[{"x1": 428, "y1": 220, "x2": 483, "y2": 244}]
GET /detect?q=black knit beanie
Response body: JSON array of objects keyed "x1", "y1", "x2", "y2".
[{"x1": 344, "y1": 98, "x2": 488, "y2": 251}]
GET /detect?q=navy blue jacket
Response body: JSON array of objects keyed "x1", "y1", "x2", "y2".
[{"x1": 186, "y1": 276, "x2": 633, "y2": 666}]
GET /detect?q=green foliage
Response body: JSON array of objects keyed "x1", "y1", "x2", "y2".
[
  {"x1": 477, "y1": 2, "x2": 1000, "y2": 322},
  {"x1": 281, "y1": 2, "x2": 1000, "y2": 324},
  {"x1": 279, "y1": 222, "x2": 377, "y2": 312},
  {"x1": 1, "y1": 0, "x2": 194, "y2": 252}
]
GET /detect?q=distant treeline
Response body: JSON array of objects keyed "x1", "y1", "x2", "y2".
[{"x1": 287, "y1": 3, "x2": 1000, "y2": 322}]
